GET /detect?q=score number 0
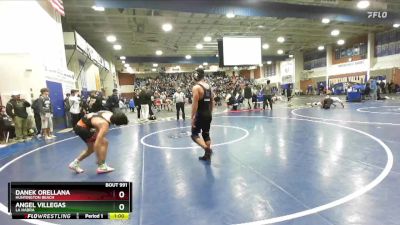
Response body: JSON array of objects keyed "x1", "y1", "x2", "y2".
[{"x1": 118, "y1": 191, "x2": 126, "y2": 211}]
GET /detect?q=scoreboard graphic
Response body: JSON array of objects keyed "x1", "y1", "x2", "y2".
[{"x1": 8, "y1": 182, "x2": 132, "y2": 220}]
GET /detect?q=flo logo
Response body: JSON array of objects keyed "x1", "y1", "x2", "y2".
[{"x1": 367, "y1": 11, "x2": 388, "y2": 19}]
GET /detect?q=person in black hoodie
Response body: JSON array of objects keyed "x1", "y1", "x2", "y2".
[
  {"x1": 88, "y1": 91, "x2": 103, "y2": 113},
  {"x1": 243, "y1": 83, "x2": 253, "y2": 109},
  {"x1": 0, "y1": 106, "x2": 16, "y2": 142},
  {"x1": 6, "y1": 94, "x2": 30, "y2": 141},
  {"x1": 31, "y1": 97, "x2": 42, "y2": 136},
  {"x1": 139, "y1": 86, "x2": 152, "y2": 120},
  {"x1": 106, "y1": 89, "x2": 120, "y2": 112}
]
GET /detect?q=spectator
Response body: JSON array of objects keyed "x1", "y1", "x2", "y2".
[
  {"x1": 134, "y1": 90, "x2": 141, "y2": 119},
  {"x1": 106, "y1": 89, "x2": 120, "y2": 111},
  {"x1": 87, "y1": 91, "x2": 103, "y2": 113},
  {"x1": 243, "y1": 84, "x2": 253, "y2": 109},
  {"x1": 69, "y1": 89, "x2": 81, "y2": 127},
  {"x1": 64, "y1": 93, "x2": 71, "y2": 128},
  {"x1": 287, "y1": 85, "x2": 293, "y2": 102},
  {"x1": 173, "y1": 87, "x2": 186, "y2": 120},
  {"x1": 369, "y1": 78, "x2": 377, "y2": 100},
  {"x1": 38, "y1": 88, "x2": 55, "y2": 140},
  {"x1": 263, "y1": 80, "x2": 273, "y2": 110},
  {"x1": 31, "y1": 96, "x2": 42, "y2": 137},
  {"x1": 160, "y1": 92, "x2": 167, "y2": 110},
  {"x1": 139, "y1": 86, "x2": 151, "y2": 121},
  {"x1": 379, "y1": 81, "x2": 386, "y2": 94},
  {"x1": 0, "y1": 106, "x2": 16, "y2": 143},
  {"x1": 6, "y1": 93, "x2": 31, "y2": 141},
  {"x1": 128, "y1": 98, "x2": 135, "y2": 112}
]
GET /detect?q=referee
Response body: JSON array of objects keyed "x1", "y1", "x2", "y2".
[{"x1": 173, "y1": 88, "x2": 186, "y2": 120}]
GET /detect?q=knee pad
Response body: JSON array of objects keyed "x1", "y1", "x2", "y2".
[{"x1": 202, "y1": 132, "x2": 210, "y2": 142}]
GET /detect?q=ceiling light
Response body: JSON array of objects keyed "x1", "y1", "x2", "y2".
[
  {"x1": 337, "y1": 39, "x2": 345, "y2": 45},
  {"x1": 153, "y1": 63, "x2": 158, "y2": 67},
  {"x1": 162, "y1": 23, "x2": 173, "y2": 32},
  {"x1": 262, "y1": 43, "x2": 270, "y2": 49},
  {"x1": 120, "y1": 56, "x2": 126, "y2": 60},
  {"x1": 331, "y1": 29, "x2": 340, "y2": 36},
  {"x1": 185, "y1": 55, "x2": 192, "y2": 59},
  {"x1": 233, "y1": 66, "x2": 238, "y2": 70},
  {"x1": 277, "y1": 37, "x2": 285, "y2": 43},
  {"x1": 152, "y1": 68, "x2": 157, "y2": 72},
  {"x1": 258, "y1": 25, "x2": 264, "y2": 28},
  {"x1": 277, "y1": 49, "x2": 284, "y2": 55},
  {"x1": 199, "y1": 65, "x2": 204, "y2": 69},
  {"x1": 113, "y1": 44, "x2": 122, "y2": 50},
  {"x1": 204, "y1": 36, "x2": 212, "y2": 42},
  {"x1": 92, "y1": 6, "x2": 105, "y2": 11},
  {"x1": 321, "y1": 18, "x2": 330, "y2": 24},
  {"x1": 203, "y1": 62, "x2": 208, "y2": 66},
  {"x1": 216, "y1": 54, "x2": 219, "y2": 57},
  {"x1": 106, "y1": 35, "x2": 116, "y2": 42},
  {"x1": 394, "y1": 24, "x2": 400, "y2": 28},
  {"x1": 267, "y1": 61, "x2": 272, "y2": 65},
  {"x1": 196, "y1": 44, "x2": 203, "y2": 49},
  {"x1": 121, "y1": 60, "x2": 125, "y2": 64},
  {"x1": 318, "y1": 46, "x2": 325, "y2": 51},
  {"x1": 124, "y1": 64, "x2": 130, "y2": 68},
  {"x1": 357, "y1": 0, "x2": 370, "y2": 9},
  {"x1": 155, "y1": 50, "x2": 163, "y2": 55},
  {"x1": 289, "y1": 54, "x2": 293, "y2": 58},
  {"x1": 226, "y1": 13, "x2": 235, "y2": 18}
]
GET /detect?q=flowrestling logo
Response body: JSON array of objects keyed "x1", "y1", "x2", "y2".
[{"x1": 367, "y1": 11, "x2": 388, "y2": 19}]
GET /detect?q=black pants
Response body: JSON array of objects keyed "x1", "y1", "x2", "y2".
[
  {"x1": 263, "y1": 95, "x2": 273, "y2": 109},
  {"x1": 149, "y1": 103, "x2": 154, "y2": 116},
  {"x1": 71, "y1": 113, "x2": 81, "y2": 127},
  {"x1": 0, "y1": 125, "x2": 16, "y2": 141},
  {"x1": 137, "y1": 105, "x2": 141, "y2": 119},
  {"x1": 176, "y1": 102, "x2": 185, "y2": 120},
  {"x1": 34, "y1": 113, "x2": 41, "y2": 134}
]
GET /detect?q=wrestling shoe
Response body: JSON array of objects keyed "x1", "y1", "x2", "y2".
[
  {"x1": 68, "y1": 160, "x2": 84, "y2": 173},
  {"x1": 96, "y1": 164, "x2": 115, "y2": 174},
  {"x1": 199, "y1": 148, "x2": 213, "y2": 161}
]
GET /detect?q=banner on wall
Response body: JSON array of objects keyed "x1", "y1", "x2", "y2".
[
  {"x1": 44, "y1": 66, "x2": 74, "y2": 82},
  {"x1": 329, "y1": 74, "x2": 367, "y2": 86},
  {"x1": 75, "y1": 32, "x2": 108, "y2": 69},
  {"x1": 281, "y1": 61, "x2": 294, "y2": 76},
  {"x1": 78, "y1": 59, "x2": 87, "y2": 89},
  {"x1": 328, "y1": 60, "x2": 368, "y2": 76},
  {"x1": 95, "y1": 73, "x2": 101, "y2": 90},
  {"x1": 280, "y1": 60, "x2": 294, "y2": 84}
]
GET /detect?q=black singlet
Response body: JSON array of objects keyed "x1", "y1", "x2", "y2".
[{"x1": 196, "y1": 83, "x2": 212, "y2": 117}]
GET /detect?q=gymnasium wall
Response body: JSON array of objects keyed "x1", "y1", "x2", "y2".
[
  {"x1": 0, "y1": 0, "x2": 72, "y2": 106},
  {"x1": 300, "y1": 79, "x2": 314, "y2": 93}
]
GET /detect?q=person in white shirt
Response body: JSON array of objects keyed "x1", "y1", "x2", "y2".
[
  {"x1": 160, "y1": 92, "x2": 167, "y2": 110},
  {"x1": 173, "y1": 88, "x2": 186, "y2": 120},
  {"x1": 69, "y1": 90, "x2": 82, "y2": 126}
]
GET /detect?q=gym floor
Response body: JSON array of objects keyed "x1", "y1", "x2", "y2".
[{"x1": 0, "y1": 98, "x2": 399, "y2": 225}]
